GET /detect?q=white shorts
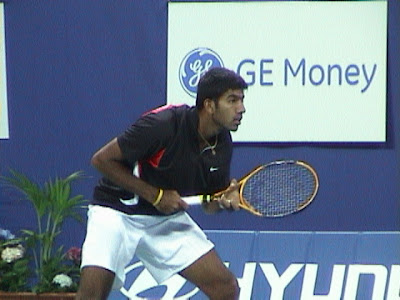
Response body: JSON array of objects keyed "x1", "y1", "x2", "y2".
[{"x1": 80, "y1": 205, "x2": 214, "y2": 289}]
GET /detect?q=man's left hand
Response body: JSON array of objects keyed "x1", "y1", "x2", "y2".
[{"x1": 218, "y1": 179, "x2": 240, "y2": 211}]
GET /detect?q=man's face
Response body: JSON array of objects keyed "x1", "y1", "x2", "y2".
[{"x1": 212, "y1": 89, "x2": 246, "y2": 132}]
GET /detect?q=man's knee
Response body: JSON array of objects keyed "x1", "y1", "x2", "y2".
[
  {"x1": 76, "y1": 266, "x2": 115, "y2": 300},
  {"x1": 221, "y1": 275, "x2": 240, "y2": 299},
  {"x1": 203, "y1": 273, "x2": 239, "y2": 299}
]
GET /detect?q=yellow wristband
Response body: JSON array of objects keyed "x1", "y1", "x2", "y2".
[{"x1": 153, "y1": 189, "x2": 164, "y2": 206}]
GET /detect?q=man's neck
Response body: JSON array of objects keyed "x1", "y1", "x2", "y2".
[{"x1": 198, "y1": 110, "x2": 219, "y2": 139}]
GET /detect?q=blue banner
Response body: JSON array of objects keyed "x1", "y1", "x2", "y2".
[{"x1": 112, "y1": 231, "x2": 400, "y2": 300}]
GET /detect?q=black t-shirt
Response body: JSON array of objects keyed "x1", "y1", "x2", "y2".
[{"x1": 92, "y1": 105, "x2": 232, "y2": 215}]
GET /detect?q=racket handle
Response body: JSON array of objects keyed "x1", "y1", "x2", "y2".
[{"x1": 182, "y1": 195, "x2": 212, "y2": 205}]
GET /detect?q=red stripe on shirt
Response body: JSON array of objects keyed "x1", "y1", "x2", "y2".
[
  {"x1": 147, "y1": 148, "x2": 166, "y2": 168},
  {"x1": 143, "y1": 104, "x2": 184, "y2": 116}
]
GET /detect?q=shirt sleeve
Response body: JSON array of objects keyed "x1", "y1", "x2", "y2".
[{"x1": 117, "y1": 111, "x2": 175, "y2": 166}]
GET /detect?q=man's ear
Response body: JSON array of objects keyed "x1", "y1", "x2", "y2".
[{"x1": 204, "y1": 98, "x2": 216, "y2": 114}]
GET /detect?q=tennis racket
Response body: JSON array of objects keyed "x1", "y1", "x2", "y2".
[{"x1": 182, "y1": 160, "x2": 319, "y2": 217}]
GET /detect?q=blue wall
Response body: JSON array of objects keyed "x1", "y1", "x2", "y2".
[{"x1": 0, "y1": 0, "x2": 399, "y2": 249}]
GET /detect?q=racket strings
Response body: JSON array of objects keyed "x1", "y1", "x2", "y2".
[{"x1": 242, "y1": 164, "x2": 317, "y2": 217}]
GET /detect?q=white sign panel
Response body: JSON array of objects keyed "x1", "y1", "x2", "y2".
[
  {"x1": 167, "y1": 1, "x2": 387, "y2": 142},
  {"x1": 0, "y1": 3, "x2": 8, "y2": 139}
]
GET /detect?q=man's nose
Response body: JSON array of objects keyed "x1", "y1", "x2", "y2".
[{"x1": 238, "y1": 101, "x2": 246, "y2": 114}]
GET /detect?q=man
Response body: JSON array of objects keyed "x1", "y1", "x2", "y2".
[{"x1": 76, "y1": 67, "x2": 248, "y2": 300}]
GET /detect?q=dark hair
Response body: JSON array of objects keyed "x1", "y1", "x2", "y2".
[{"x1": 195, "y1": 67, "x2": 248, "y2": 110}]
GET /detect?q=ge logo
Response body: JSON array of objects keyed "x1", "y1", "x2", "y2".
[{"x1": 179, "y1": 48, "x2": 224, "y2": 98}]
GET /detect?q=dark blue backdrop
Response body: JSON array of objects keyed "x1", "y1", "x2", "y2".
[{"x1": 0, "y1": 0, "x2": 399, "y2": 250}]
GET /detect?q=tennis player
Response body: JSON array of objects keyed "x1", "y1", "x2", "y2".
[{"x1": 76, "y1": 67, "x2": 248, "y2": 300}]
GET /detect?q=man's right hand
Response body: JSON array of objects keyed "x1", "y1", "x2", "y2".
[{"x1": 154, "y1": 189, "x2": 189, "y2": 215}]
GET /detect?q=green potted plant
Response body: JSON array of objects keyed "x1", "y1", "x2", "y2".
[{"x1": 0, "y1": 170, "x2": 86, "y2": 299}]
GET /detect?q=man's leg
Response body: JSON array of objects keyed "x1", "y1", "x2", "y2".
[
  {"x1": 179, "y1": 249, "x2": 239, "y2": 300},
  {"x1": 75, "y1": 266, "x2": 115, "y2": 300}
]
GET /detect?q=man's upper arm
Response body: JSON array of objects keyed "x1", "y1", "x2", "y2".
[{"x1": 91, "y1": 138, "x2": 125, "y2": 167}]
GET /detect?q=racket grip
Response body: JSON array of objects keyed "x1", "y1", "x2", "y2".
[{"x1": 182, "y1": 195, "x2": 212, "y2": 205}]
